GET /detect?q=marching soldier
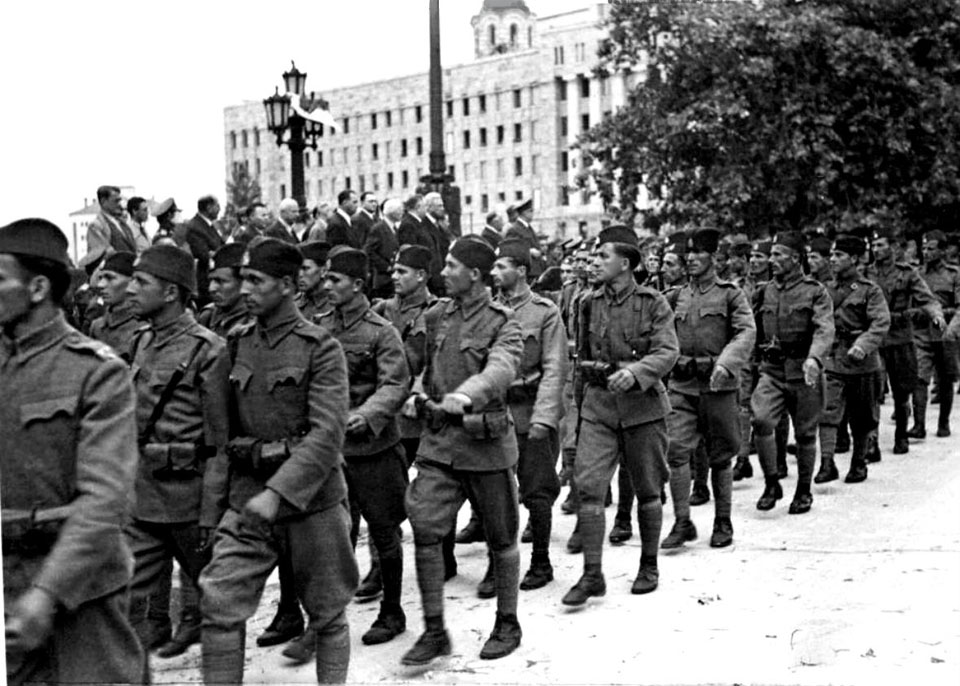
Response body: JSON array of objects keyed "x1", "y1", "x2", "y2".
[
  {"x1": 563, "y1": 226, "x2": 678, "y2": 606},
  {"x1": 814, "y1": 235, "x2": 890, "y2": 484},
  {"x1": 401, "y1": 238, "x2": 524, "y2": 664},
  {"x1": 296, "y1": 241, "x2": 334, "y2": 320},
  {"x1": 806, "y1": 236, "x2": 834, "y2": 283},
  {"x1": 662, "y1": 228, "x2": 755, "y2": 549},
  {"x1": 199, "y1": 239, "x2": 358, "y2": 684},
  {"x1": 124, "y1": 245, "x2": 230, "y2": 658},
  {"x1": 89, "y1": 251, "x2": 140, "y2": 357},
  {"x1": 197, "y1": 243, "x2": 251, "y2": 337},
  {"x1": 1, "y1": 219, "x2": 144, "y2": 684},
  {"x1": 316, "y1": 247, "x2": 411, "y2": 648},
  {"x1": 751, "y1": 231, "x2": 834, "y2": 514},
  {"x1": 909, "y1": 230, "x2": 959, "y2": 438},
  {"x1": 866, "y1": 227, "x2": 945, "y2": 453}
]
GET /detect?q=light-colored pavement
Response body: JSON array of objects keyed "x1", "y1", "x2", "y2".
[{"x1": 155, "y1": 399, "x2": 960, "y2": 685}]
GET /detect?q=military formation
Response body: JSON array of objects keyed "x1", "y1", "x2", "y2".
[{"x1": 3, "y1": 207, "x2": 959, "y2": 685}]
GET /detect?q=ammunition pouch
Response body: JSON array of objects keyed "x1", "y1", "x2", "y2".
[
  {"x1": 461, "y1": 411, "x2": 510, "y2": 441},
  {"x1": 226, "y1": 437, "x2": 290, "y2": 479},
  {"x1": 142, "y1": 442, "x2": 213, "y2": 481},
  {"x1": 1, "y1": 507, "x2": 71, "y2": 556},
  {"x1": 760, "y1": 340, "x2": 810, "y2": 364},
  {"x1": 577, "y1": 360, "x2": 616, "y2": 388},
  {"x1": 672, "y1": 356, "x2": 715, "y2": 382}
]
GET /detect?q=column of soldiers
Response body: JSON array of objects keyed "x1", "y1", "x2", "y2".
[{"x1": 5, "y1": 214, "x2": 960, "y2": 685}]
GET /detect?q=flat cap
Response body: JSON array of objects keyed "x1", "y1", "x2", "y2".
[
  {"x1": 0, "y1": 218, "x2": 69, "y2": 267},
  {"x1": 135, "y1": 244, "x2": 197, "y2": 293},
  {"x1": 102, "y1": 251, "x2": 136, "y2": 277},
  {"x1": 300, "y1": 240, "x2": 331, "y2": 265},
  {"x1": 450, "y1": 237, "x2": 497, "y2": 273},
  {"x1": 211, "y1": 243, "x2": 246, "y2": 271},
  {"x1": 497, "y1": 238, "x2": 532, "y2": 268},
  {"x1": 396, "y1": 244, "x2": 433, "y2": 271},
  {"x1": 327, "y1": 246, "x2": 368, "y2": 281},
  {"x1": 152, "y1": 198, "x2": 179, "y2": 217},
  {"x1": 688, "y1": 228, "x2": 722, "y2": 254},
  {"x1": 774, "y1": 230, "x2": 805, "y2": 255},
  {"x1": 833, "y1": 234, "x2": 866, "y2": 257},
  {"x1": 243, "y1": 237, "x2": 302, "y2": 279}
]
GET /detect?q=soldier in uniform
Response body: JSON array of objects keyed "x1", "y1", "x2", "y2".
[
  {"x1": 1, "y1": 219, "x2": 144, "y2": 685},
  {"x1": 124, "y1": 245, "x2": 230, "y2": 658},
  {"x1": 296, "y1": 241, "x2": 333, "y2": 320},
  {"x1": 197, "y1": 244, "x2": 251, "y2": 337},
  {"x1": 866, "y1": 227, "x2": 945, "y2": 453},
  {"x1": 909, "y1": 230, "x2": 959, "y2": 438},
  {"x1": 401, "y1": 238, "x2": 524, "y2": 664},
  {"x1": 89, "y1": 251, "x2": 140, "y2": 357},
  {"x1": 199, "y1": 239, "x2": 358, "y2": 684},
  {"x1": 751, "y1": 231, "x2": 834, "y2": 514},
  {"x1": 806, "y1": 236, "x2": 834, "y2": 283},
  {"x1": 813, "y1": 235, "x2": 890, "y2": 484},
  {"x1": 475, "y1": 239, "x2": 567, "y2": 595},
  {"x1": 316, "y1": 247, "x2": 411, "y2": 648},
  {"x1": 562, "y1": 226, "x2": 679, "y2": 606},
  {"x1": 662, "y1": 228, "x2": 755, "y2": 549}
]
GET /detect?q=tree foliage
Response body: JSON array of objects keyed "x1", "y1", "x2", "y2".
[
  {"x1": 223, "y1": 164, "x2": 262, "y2": 234},
  {"x1": 580, "y1": 0, "x2": 960, "y2": 237}
]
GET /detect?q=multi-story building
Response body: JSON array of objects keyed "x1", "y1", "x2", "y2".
[{"x1": 223, "y1": 1, "x2": 645, "y2": 239}]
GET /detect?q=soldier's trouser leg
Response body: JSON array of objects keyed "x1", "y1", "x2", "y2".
[
  {"x1": 751, "y1": 374, "x2": 790, "y2": 479},
  {"x1": 881, "y1": 343, "x2": 918, "y2": 444},
  {"x1": 615, "y1": 458, "x2": 635, "y2": 526},
  {"x1": 666, "y1": 391, "x2": 700, "y2": 524},
  {"x1": 145, "y1": 556, "x2": 173, "y2": 644},
  {"x1": 468, "y1": 470, "x2": 521, "y2": 619},
  {"x1": 692, "y1": 440, "x2": 710, "y2": 492},
  {"x1": 914, "y1": 340, "x2": 935, "y2": 432},
  {"x1": 315, "y1": 610, "x2": 350, "y2": 684},
  {"x1": 574, "y1": 419, "x2": 621, "y2": 572},
  {"x1": 560, "y1": 376, "x2": 581, "y2": 510},
  {"x1": 775, "y1": 413, "x2": 790, "y2": 473},
  {"x1": 6, "y1": 588, "x2": 145, "y2": 686},
  {"x1": 702, "y1": 392, "x2": 739, "y2": 520},
  {"x1": 127, "y1": 520, "x2": 210, "y2": 648},
  {"x1": 818, "y1": 371, "x2": 846, "y2": 471},
  {"x1": 621, "y1": 421, "x2": 669, "y2": 566},
  {"x1": 785, "y1": 381, "x2": 823, "y2": 495},
  {"x1": 737, "y1": 366, "x2": 756, "y2": 459},
  {"x1": 517, "y1": 429, "x2": 562, "y2": 563},
  {"x1": 934, "y1": 341, "x2": 958, "y2": 430}
]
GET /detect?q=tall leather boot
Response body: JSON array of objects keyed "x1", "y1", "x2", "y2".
[
  {"x1": 202, "y1": 626, "x2": 245, "y2": 685},
  {"x1": 814, "y1": 425, "x2": 840, "y2": 483},
  {"x1": 361, "y1": 555, "x2": 406, "y2": 646},
  {"x1": 710, "y1": 461, "x2": 734, "y2": 548},
  {"x1": 938, "y1": 379, "x2": 954, "y2": 436},
  {"x1": 908, "y1": 385, "x2": 928, "y2": 438},
  {"x1": 315, "y1": 612, "x2": 350, "y2": 684},
  {"x1": 844, "y1": 433, "x2": 868, "y2": 483},
  {"x1": 492, "y1": 544, "x2": 520, "y2": 620},
  {"x1": 355, "y1": 536, "x2": 382, "y2": 601}
]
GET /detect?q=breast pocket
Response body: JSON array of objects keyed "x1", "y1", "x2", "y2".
[
  {"x1": 342, "y1": 343, "x2": 376, "y2": 382},
  {"x1": 783, "y1": 302, "x2": 813, "y2": 337},
  {"x1": 266, "y1": 366, "x2": 307, "y2": 405},
  {"x1": 21, "y1": 395, "x2": 79, "y2": 451},
  {"x1": 230, "y1": 364, "x2": 253, "y2": 392},
  {"x1": 459, "y1": 337, "x2": 489, "y2": 375},
  {"x1": 520, "y1": 325, "x2": 542, "y2": 370}
]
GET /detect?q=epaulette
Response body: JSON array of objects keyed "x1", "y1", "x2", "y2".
[
  {"x1": 133, "y1": 322, "x2": 151, "y2": 334},
  {"x1": 632, "y1": 283, "x2": 662, "y2": 298},
  {"x1": 487, "y1": 299, "x2": 513, "y2": 319},
  {"x1": 189, "y1": 323, "x2": 222, "y2": 345},
  {"x1": 291, "y1": 319, "x2": 330, "y2": 343},
  {"x1": 228, "y1": 320, "x2": 256, "y2": 339},
  {"x1": 529, "y1": 291, "x2": 557, "y2": 308},
  {"x1": 200, "y1": 302, "x2": 216, "y2": 314},
  {"x1": 362, "y1": 309, "x2": 389, "y2": 327},
  {"x1": 801, "y1": 275, "x2": 823, "y2": 285},
  {"x1": 895, "y1": 261, "x2": 916, "y2": 270},
  {"x1": 64, "y1": 332, "x2": 118, "y2": 361},
  {"x1": 716, "y1": 280, "x2": 738, "y2": 288}
]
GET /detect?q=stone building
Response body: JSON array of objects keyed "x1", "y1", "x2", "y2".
[{"x1": 223, "y1": 1, "x2": 644, "y2": 239}]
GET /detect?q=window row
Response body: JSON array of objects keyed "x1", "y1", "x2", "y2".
[{"x1": 554, "y1": 41, "x2": 594, "y2": 66}]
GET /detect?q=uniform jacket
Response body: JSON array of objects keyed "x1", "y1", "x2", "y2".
[
  {"x1": 416, "y1": 289, "x2": 522, "y2": 470},
  {"x1": 88, "y1": 299, "x2": 141, "y2": 359},
  {"x1": 364, "y1": 219, "x2": 399, "y2": 292},
  {"x1": 1, "y1": 313, "x2": 138, "y2": 611},
  {"x1": 866, "y1": 260, "x2": 942, "y2": 347},
  {"x1": 671, "y1": 274, "x2": 756, "y2": 395},
  {"x1": 86, "y1": 211, "x2": 137, "y2": 263},
  {"x1": 184, "y1": 213, "x2": 224, "y2": 306},
  {"x1": 202, "y1": 299, "x2": 349, "y2": 523},
  {"x1": 916, "y1": 260, "x2": 960, "y2": 342},
  {"x1": 577, "y1": 279, "x2": 680, "y2": 428},
  {"x1": 316, "y1": 296, "x2": 409, "y2": 457},
  {"x1": 197, "y1": 298, "x2": 252, "y2": 338},
  {"x1": 824, "y1": 269, "x2": 890, "y2": 375},
  {"x1": 496, "y1": 284, "x2": 568, "y2": 433},
  {"x1": 296, "y1": 288, "x2": 333, "y2": 321},
  {"x1": 327, "y1": 210, "x2": 361, "y2": 249},
  {"x1": 755, "y1": 272, "x2": 835, "y2": 381}
]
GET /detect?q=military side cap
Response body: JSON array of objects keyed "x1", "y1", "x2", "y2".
[
  {"x1": 664, "y1": 231, "x2": 688, "y2": 256},
  {"x1": 688, "y1": 228, "x2": 722, "y2": 254},
  {"x1": 808, "y1": 235, "x2": 832, "y2": 257},
  {"x1": 515, "y1": 198, "x2": 533, "y2": 214},
  {"x1": 243, "y1": 237, "x2": 302, "y2": 279},
  {"x1": 751, "y1": 240, "x2": 772, "y2": 256},
  {"x1": 0, "y1": 218, "x2": 69, "y2": 267},
  {"x1": 300, "y1": 240, "x2": 331, "y2": 265},
  {"x1": 396, "y1": 244, "x2": 432, "y2": 271},
  {"x1": 923, "y1": 229, "x2": 947, "y2": 245},
  {"x1": 327, "y1": 246, "x2": 368, "y2": 281},
  {"x1": 102, "y1": 251, "x2": 136, "y2": 276},
  {"x1": 597, "y1": 224, "x2": 638, "y2": 249},
  {"x1": 152, "y1": 197, "x2": 178, "y2": 217},
  {"x1": 211, "y1": 243, "x2": 246, "y2": 271},
  {"x1": 774, "y1": 230, "x2": 805, "y2": 254},
  {"x1": 833, "y1": 234, "x2": 866, "y2": 257},
  {"x1": 450, "y1": 237, "x2": 497, "y2": 273},
  {"x1": 135, "y1": 244, "x2": 197, "y2": 293},
  {"x1": 498, "y1": 238, "x2": 532, "y2": 268},
  {"x1": 872, "y1": 226, "x2": 901, "y2": 241}
]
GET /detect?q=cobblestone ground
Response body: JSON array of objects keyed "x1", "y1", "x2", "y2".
[{"x1": 154, "y1": 397, "x2": 960, "y2": 685}]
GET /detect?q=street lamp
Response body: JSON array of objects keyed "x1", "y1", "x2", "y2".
[{"x1": 263, "y1": 61, "x2": 327, "y2": 211}]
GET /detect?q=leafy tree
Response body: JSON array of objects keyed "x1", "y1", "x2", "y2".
[
  {"x1": 223, "y1": 163, "x2": 262, "y2": 234},
  {"x1": 579, "y1": 0, "x2": 960, "y2": 238}
]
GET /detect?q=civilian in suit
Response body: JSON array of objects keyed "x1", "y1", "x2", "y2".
[
  {"x1": 231, "y1": 203, "x2": 269, "y2": 245},
  {"x1": 397, "y1": 194, "x2": 429, "y2": 249},
  {"x1": 505, "y1": 198, "x2": 545, "y2": 277},
  {"x1": 184, "y1": 195, "x2": 224, "y2": 306},
  {"x1": 126, "y1": 197, "x2": 152, "y2": 253},
  {"x1": 84, "y1": 186, "x2": 139, "y2": 270},
  {"x1": 353, "y1": 192, "x2": 378, "y2": 249},
  {"x1": 327, "y1": 190, "x2": 361, "y2": 248},
  {"x1": 423, "y1": 192, "x2": 452, "y2": 296},
  {"x1": 365, "y1": 199, "x2": 402, "y2": 299},
  {"x1": 480, "y1": 212, "x2": 504, "y2": 249},
  {"x1": 265, "y1": 198, "x2": 301, "y2": 244}
]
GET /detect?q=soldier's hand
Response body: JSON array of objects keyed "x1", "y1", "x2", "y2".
[
  {"x1": 243, "y1": 489, "x2": 281, "y2": 528},
  {"x1": 402, "y1": 394, "x2": 422, "y2": 419},
  {"x1": 439, "y1": 393, "x2": 473, "y2": 415},
  {"x1": 5, "y1": 587, "x2": 57, "y2": 654},
  {"x1": 709, "y1": 364, "x2": 732, "y2": 392},
  {"x1": 802, "y1": 358, "x2": 821, "y2": 387},
  {"x1": 607, "y1": 369, "x2": 637, "y2": 393},
  {"x1": 933, "y1": 315, "x2": 947, "y2": 332},
  {"x1": 558, "y1": 464, "x2": 572, "y2": 486},
  {"x1": 529, "y1": 423, "x2": 550, "y2": 441},
  {"x1": 198, "y1": 526, "x2": 215, "y2": 552},
  {"x1": 346, "y1": 414, "x2": 369, "y2": 435},
  {"x1": 847, "y1": 345, "x2": 867, "y2": 361}
]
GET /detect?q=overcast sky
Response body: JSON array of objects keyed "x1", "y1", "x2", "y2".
[{"x1": 0, "y1": 0, "x2": 590, "y2": 227}]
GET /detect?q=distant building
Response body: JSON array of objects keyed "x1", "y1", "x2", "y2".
[{"x1": 223, "y1": 1, "x2": 647, "y2": 240}]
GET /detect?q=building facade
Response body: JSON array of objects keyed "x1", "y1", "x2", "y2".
[{"x1": 223, "y1": 1, "x2": 644, "y2": 239}]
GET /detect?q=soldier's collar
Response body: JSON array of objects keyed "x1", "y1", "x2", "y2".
[
  {"x1": 334, "y1": 294, "x2": 369, "y2": 330},
  {"x1": 256, "y1": 297, "x2": 302, "y2": 340},
  {"x1": 399, "y1": 287, "x2": 429, "y2": 310},
  {"x1": 4, "y1": 310, "x2": 71, "y2": 364},
  {"x1": 500, "y1": 282, "x2": 532, "y2": 309},
  {"x1": 776, "y1": 271, "x2": 804, "y2": 290},
  {"x1": 603, "y1": 276, "x2": 636, "y2": 303},
  {"x1": 150, "y1": 311, "x2": 195, "y2": 348},
  {"x1": 453, "y1": 287, "x2": 490, "y2": 320}
]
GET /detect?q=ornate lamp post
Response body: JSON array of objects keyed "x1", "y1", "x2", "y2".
[{"x1": 263, "y1": 62, "x2": 328, "y2": 211}]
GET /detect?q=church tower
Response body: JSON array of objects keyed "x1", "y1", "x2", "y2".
[{"x1": 471, "y1": 0, "x2": 537, "y2": 59}]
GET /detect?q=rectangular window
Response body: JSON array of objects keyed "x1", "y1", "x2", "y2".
[
  {"x1": 514, "y1": 156, "x2": 523, "y2": 176},
  {"x1": 479, "y1": 94, "x2": 487, "y2": 113},
  {"x1": 513, "y1": 88, "x2": 522, "y2": 108},
  {"x1": 343, "y1": 146, "x2": 349, "y2": 163},
  {"x1": 560, "y1": 185, "x2": 570, "y2": 206},
  {"x1": 372, "y1": 143, "x2": 379, "y2": 160},
  {"x1": 317, "y1": 179, "x2": 323, "y2": 197},
  {"x1": 557, "y1": 77, "x2": 567, "y2": 102},
  {"x1": 463, "y1": 130, "x2": 471, "y2": 149},
  {"x1": 448, "y1": 164, "x2": 455, "y2": 176},
  {"x1": 463, "y1": 162, "x2": 470, "y2": 182},
  {"x1": 581, "y1": 113, "x2": 590, "y2": 131},
  {"x1": 480, "y1": 127, "x2": 488, "y2": 146},
  {"x1": 318, "y1": 151, "x2": 323, "y2": 167},
  {"x1": 360, "y1": 175, "x2": 366, "y2": 193},
  {"x1": 357, "y1": 145, "x2": 363, "y2": 162},
  {"x1": 242, "y1": 130, "x2": 248, "y2": 147},
  {"x1": 446, "y1": 100, "x2": 453, "y2": 117},
  {"x1": 280, "y1": 183, "x2": 286, "y2": 199},
  {"x1": 481, "y1": 194, "x2": 490, "y2": 212},
  {"x1": 498, "y1": 192, "x2": 506, "y2": 202},
  {"x1": 255, "y1": 158, "x2": 262, "y2": 176},
  {"x1": 402, "y1": 170, "x2": 409, "y2": 188},
  {"x1": 465, "y1": 195, "x2": 473, "y2": 206},
  {"x1": 343, "y1": 117, "x2": 350, "y2": 134},
  {"x1": 371, "y1": 113, "x2": 378, "y2": 129},
  {"x1": 386, "y1": 110, "x2": 392, "y2": 127},
  {"x1": 416, "y1": 136, "x2": 423, "y2": 155},
  {"x1": 561, "y1": 116, "x2": 568, "y2": 137},
  {"x1": 463, "y1": 97, "x2": 470, "y2": 116},
  {"x1": 254, "y1": 128, "x2": 261, "y2": 146},
  {"x1": 230, "y1": 132, "x2": 237, "y2": 149},
  {"x1": 514, "y1": 123, "x2": 522, "y2": 143},
  {"x1": 497, "y1": 125, "x2": 505, "y2": 144},
  {"x1": 415, "y1": 105, "x2": 423, "y2": 123},
  {"x1": 387, "y1": 172, "x2": 394, "y2": 189},
  {"x1": 532, "y1": 155, "x2": 539, "y2": 175},
  {"x1": 515, "y1": 190, "x2": 524, "y2": 201},
  {"x1": 345, "y1": 176, "x2": 351, "y2": 190},
  {"x1": 304, "y1": 151, "x2": 310, "y2": 167},
  {"x1": 580, "y1": 76, "x2": 590, "y2": 98},
  {"x1": 561, "y1": 151, "x2": 569, "y2": 172},
  {"x1": 401, "y1": 139, "x2": 408, "y2": 157},
  {"x1": 496, "y1": 159, "x2": 504, "y2": 179},
  {"x1": 480, "y1": 160, "x2": 487, "y2": 180}
]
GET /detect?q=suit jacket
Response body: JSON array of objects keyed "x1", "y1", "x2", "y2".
[
  {"x1": 265, "y1": 220, "x2": 299, "y2": 244},
  {"x1": 85, "y1": 211, "x2": 137, "y2": 265},
  {"x1": 184, "y1": 214, "x2": 225, "y2": 306},
  {"x1": 327, "y1": 209, "x2": 362, "y2": 249},
  {"x1": 398, "y1": 212, "x2": 430, "y2": 249},
  {"x1": 480, "y1": 226, "x2": 503, "y2": 249},
  {"x1": 364, "y1": 219, "x2": 399, "y2": 291},
  {"x1": 352, "y1": 210, "x2": 375, "y2": 250},
  {"x1": 423, "y1": 215, "x2": 451, "y2": 295}
]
